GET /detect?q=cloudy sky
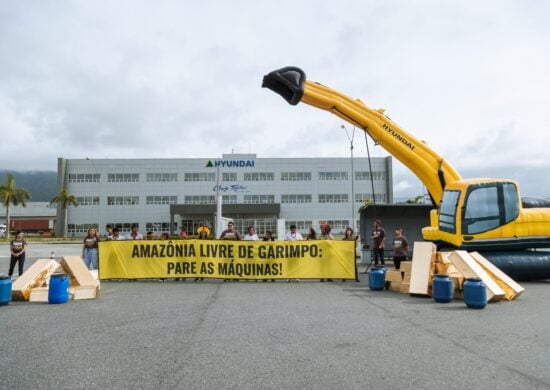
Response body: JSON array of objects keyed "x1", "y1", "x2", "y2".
[{"x1": 1, "y1": 1, "x2": 549, "y2": 200}]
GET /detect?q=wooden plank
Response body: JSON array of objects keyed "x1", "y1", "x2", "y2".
[
  {"x1": 399, "y1": 282, "x2": 410, "y2": 294},
  {"x1": 409, "y1": 242, "x2": 436, "y2": 296},
  {"x1": 60, "y1": 256, "x2": 100, "y2": 288},
  {"x1": 29, "y1": 287, "x2": 49, "y2": 302},
  {"x1": 470, "y1": 252, "x2": 525, "y2": 301},
  {"x1": 385, "y1": 270, "x2": 403, "y2": 283},
  {"x1": 399, "y1": 261, "x2": 412, "y2": 273},
  {"x1": 388, "y1": 281, "x2": 401, "y2": 292},
  {"x1": 69, "y1": 286, "x2": 98, "y2": 300},
  {"x1": 11, "y1": 259, "x2": 60, "y2": 301},
  {"x1": 448, "y1": 251, "x2": 505, "y2": 302}
]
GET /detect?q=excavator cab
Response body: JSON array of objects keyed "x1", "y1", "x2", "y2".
[{"x1": 423, "y1": 178, "x2": 550, "y2": 250}]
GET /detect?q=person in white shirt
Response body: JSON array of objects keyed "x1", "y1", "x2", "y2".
[
  {"x1": 284, "y1": 224, "x2": 303, "y2": 241},
  {"x1": 284, "y1": 224, "x2": 302, "y2": 282},
  {"x1": 127, "y1": 224, "x2": 143, "y2": 240},
  {"x1": 242, "y1": 226, "x2": 259, "y2": 241},
  {"x1": 111, "y1": 227, "x2": 126, "y2": 240}
]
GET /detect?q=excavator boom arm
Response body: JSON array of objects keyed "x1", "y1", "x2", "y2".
[{"x1": 262, "y1": 66, "x2": 462, "y2": 206}]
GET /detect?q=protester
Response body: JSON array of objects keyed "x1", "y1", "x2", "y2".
[
  {"x1": 342, "y1": 227, "x2": 356, "y2": 282},
  {"x1": 262, "y1": 231, "x2": 276, "y2": 282},
  {"x1": 219, "y1": 221, "x2": 241, "y2": 240},
  {"x1": 160, "y1": 232, "x2": 170, "y2": 240},
  {"x1": 111, "y1": 227, "x2": 125, "y2": 240},
  {"x1": 371, "y1": 220, "x2": 386, "y2": 266},
  {"x1": 319, "y1": 224, "x2": 334, "y2": 282},
  {"x1": 8, "y1": 232, "x2": 27, "y2": 279},
  {"x1": 127, "y1": 224, "x2": 143, "y2": 240},
  {"x1": 262, "y1": 231, "x2": 274, "y2": 241},
  {"x1": 306, "y1": 227, "x2": 317, "y2": 240},
  {"x1": 242, "y1": 226, "x2": 259, "y2": 241},
  {"x1": 180, "y1": 229, "x2": 188, "y2": 239},
  {"x1": 146, "y1": 231, "x2": 156, "y2": 240},
  {"x1": 392, "y1": 227, "x2": 409, "y2": 270},
  {"x1": 284, "y1": 224, "x2": 303, "y2": 241},
  {"x1": 82, "y1": 227, "x2": 100, "y2": 270},
  {"x1": 105, "y1": 224, "x2": 113, "y2": 240},
  {"x1": 285, "y1": 224, "x2": 302, "y2": 282},
  {"x1": 194, "y1": 230, "x2": 207, "y2": 281},
  {"x1": 196, "y1": 223, "x2": 211, "y2": 237}
]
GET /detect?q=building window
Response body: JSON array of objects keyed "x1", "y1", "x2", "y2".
[
  {"x1": 105, "y1": 222, "x2": 140, "y2": 234},
  {"x1": 180, "y1": 219, "x2": 213, "y2": 236},
  {"x1": 319, "y1": 171, "x2": 348, "y2": 181},
  {"x1": 107, "y1": 196, "x2": 140, "y2": 205},
  {"x1": 355, "y1": 171, "x2": 386, "y2": 180},
  {"x1": 243, "y1": 195, "x2": 275, "y2": 204},
  {"x1": 318, "y1": 194, "x2": 349, "y2": 203},
  {"x1": 285, "y1": 220, "x2": 313, "y2": 231},
  {"x1": 184, "y1": 195, "x2": 215, "y2": 205},
  {"x1": 67, "y1": 223, "x2": 97, "y2": 234},
  {"x1": 244, "y1": 172, "x2": 274, "y2": 181},
  {"x1": 222, "y1": 172, "x2": 237, "y2": 181},
  {"x1": 75, "y1": 196, "x2": 99, "y2": 206},
  {"x1": 319, "y1": 220, "x2": 350, "y2": 232},
  {"x1": 281, "y1": 194, "x2": 312, "y2": 204},
  {"x1": 184, "y1": 172, "x2": 216, "y2": 182},
  {"x1": 146, "y1": 173, "x2": 177, "y2": 182},
  {"x1": 145, "y1": 222, "x2": 173, "y2": 232},
  {"x1": 222, "y1": 195, "x2": 238, "y2": 204},
  {"x1": 281, "y1": 172, "x2": 312, "y2": 181},
  {"x1": 68, "y1": 173, "x2": 100, "y2": 183},
  {"x1": 355, "y1": 193, "x2": 387, "y2": 203},
  {"x1": 107, "y1": 173, "x2": 140, "y2": 183},
  {"x1": 235, "y1": 218, "x2": 278, "y2": 236},
  {"x1": 146, "y1": 195, "x2": 177, "y2": 205}
]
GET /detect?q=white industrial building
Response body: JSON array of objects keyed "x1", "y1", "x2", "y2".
[{"x1": 56, "y1": 154, "x2": 393, "y2": 238}]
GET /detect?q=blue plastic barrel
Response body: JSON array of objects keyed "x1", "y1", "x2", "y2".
[
  {"x1": 432, "y1": 274, "x2": 453, "y2": 303},
  {"x1": 0, "y1": 275, "x2": 12, "y2": 306},
  {"x1": 463, "y1": 278, "x2": 487, "y2": 309},
  {"x1": 368, "y1": 267, "x2": 386, "y2": 291},
  {"x1": 48, "y1": 273, "x2": 69, "y2": 304}
]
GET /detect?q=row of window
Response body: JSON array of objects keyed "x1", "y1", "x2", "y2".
[
  {"x1": 68, "y1": 171, "x2": 387, "y2": 183},
  {"x1": 74, "y1": 193, "x2": 387, "y2": 206},
  {"x1": 68, "y1": 219, "x2": 358, "y2": 236}
]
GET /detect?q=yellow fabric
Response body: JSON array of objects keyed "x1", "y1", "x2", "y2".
[{"x1": 98, "y1": 240, "x2": 356, "y2": 280}]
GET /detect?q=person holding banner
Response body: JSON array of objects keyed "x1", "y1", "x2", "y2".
[
  {"x1": 285, "y1": 224, "x2": 302, "y2": 282},
  {"x1": 127, "y1": 224, "x2": 143, "y2": 240},
  {"x1": 284, "y1": 224, "x2": 303, "y2": 241},
  {"x1": 219, "y1": 221, "x2": 241, "y2": 240},
  {"x1": 197, "y1": 223, "x2": 211, "y2": 237},
  {"x1": 243, "y1": 226, "x2": 259, "y2": 241},
  {"x1": 319, "y1": 224, "x2": 334, "y2": 282}
]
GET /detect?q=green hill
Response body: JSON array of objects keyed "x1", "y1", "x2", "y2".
[{"x1": 0, "y1": 171, "x2": 58, "y2": 202}]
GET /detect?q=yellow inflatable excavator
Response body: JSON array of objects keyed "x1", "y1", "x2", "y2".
[{"x1": 262, "y1": 66, "x2": 550, "y2": 280}]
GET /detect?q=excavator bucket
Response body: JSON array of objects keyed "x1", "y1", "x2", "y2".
[{"x1": 262, "y1": 66, "x2": 306, "y2": 105}]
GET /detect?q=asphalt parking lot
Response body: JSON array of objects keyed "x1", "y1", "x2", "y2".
[{"x1": 1, "y1": 243, "x2": 549, "y2": 389}]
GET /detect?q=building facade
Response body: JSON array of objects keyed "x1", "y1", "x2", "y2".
[{"x1": 57, "y1": 154, "x2": 393, "y2": 238}]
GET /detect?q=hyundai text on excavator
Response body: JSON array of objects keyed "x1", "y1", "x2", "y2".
[{"x1": 262, "y1": 66, "x2": 550, "y2": 280}]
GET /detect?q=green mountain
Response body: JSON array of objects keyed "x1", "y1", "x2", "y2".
[{"x1": 0, "y1": 171, "x2": 58, "y2": 202}]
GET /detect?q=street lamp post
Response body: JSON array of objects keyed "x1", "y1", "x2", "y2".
[{"x1": 342, "y1": 125, "x2": 356, "y2": 231}]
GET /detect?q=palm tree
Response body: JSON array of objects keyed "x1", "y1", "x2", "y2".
[
  {"x1": 0, "y1": 173, "x2": 31, "y2": 238},
  {"x1": 50, "y1": 188, "x2": 78, "y2": 238}
]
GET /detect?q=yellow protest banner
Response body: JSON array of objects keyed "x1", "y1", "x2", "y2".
[{"x1": 98, "y1": 239, "x2": 356, "y2": 280}]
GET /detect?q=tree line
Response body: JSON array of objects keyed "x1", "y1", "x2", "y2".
[{"x1": 0, "y1": 173, "x2": 76, "y2": 238}]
